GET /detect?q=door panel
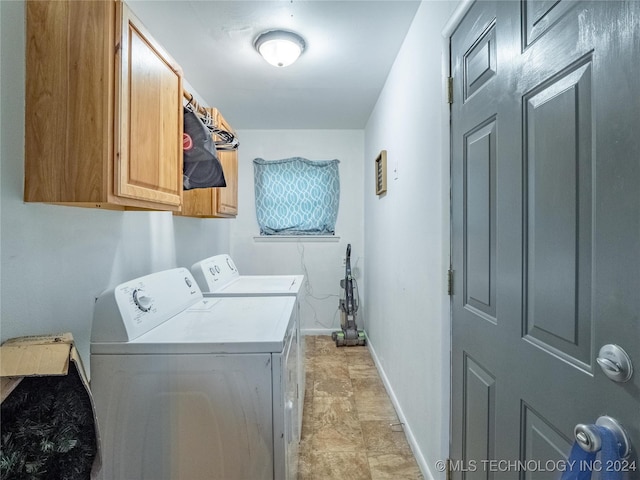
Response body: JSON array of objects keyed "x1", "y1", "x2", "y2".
[
  {"x1": 523, "y1": 0, "x2": 573, "y2": 47},
  {"x1": 463, "y1": 355, "x2": 496, "y2": 480},
  {"x1": 521, "y1": 404, "x2": 571, "y2": 480},
  {"x1": 451, "y1": 1, "x2": 640, "y2": 477},
  {"x1": 524, "y1": 58, "x2": 594, "y2": 369},
  {"x1": 464, "y1": 119, "x2": 497, "y2": 320},
  {"x1": 464, "y1": 21, "x2": 497, "y2": 101}
]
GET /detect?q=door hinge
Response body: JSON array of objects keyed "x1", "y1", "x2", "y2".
[
  {"x1": 447, "y1": 77, "x2": 454, "y2": 104},
  {"x1": 447, "y1": 269, "x2": 454, "y2": 296},
  {"x1": 446, "y1": 458, "x2": 453, "y2": 480}
]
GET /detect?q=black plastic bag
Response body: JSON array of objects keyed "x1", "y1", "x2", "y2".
[{"x1": 182, "y1": 108, "x2": 226, "y2": 190}]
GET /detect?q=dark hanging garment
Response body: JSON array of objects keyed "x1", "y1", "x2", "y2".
[{"x1": 182, "y1": 107, "x2": 226, "y2": 190}]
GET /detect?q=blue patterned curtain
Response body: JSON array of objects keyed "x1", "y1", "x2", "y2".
[{"x1": 253, "y1": 157, "x2": 340, "y2": 235}]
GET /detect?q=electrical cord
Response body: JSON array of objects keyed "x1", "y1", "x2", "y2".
[{"x1": 296, "y1": 241, "x2": 340, "y2": 329}]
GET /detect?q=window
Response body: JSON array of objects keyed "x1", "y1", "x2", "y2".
[{"x1": 253, "y1": 157, "x2": 340, "y2": 235}]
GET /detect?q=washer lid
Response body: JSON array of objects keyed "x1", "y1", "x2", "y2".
[{"x1": 91, "y1": 296, "x2": 296, "y2": 355}]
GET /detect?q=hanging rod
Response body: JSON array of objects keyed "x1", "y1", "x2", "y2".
[
  {"x1": 182, "y1": 89, "x2": 239, "y2": 151},
  {"x1": 183, "y1": 88, "x2": 208, "y2": 117}
]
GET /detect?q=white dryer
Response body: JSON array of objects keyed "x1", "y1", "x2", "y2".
[
  {"x1": 90, "y1": 268, "x2": 298, "y2": 480},
  {"x1": 191, "y1": 254, "x2": 303, "y2": 297},
  {"x1": 191, "y1": 254, "x2": 305, "y2": 439}
]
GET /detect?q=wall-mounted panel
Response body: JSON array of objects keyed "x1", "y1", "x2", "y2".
[{"x1": 523, "y1": 59, "x2": 593, "y2": 370}]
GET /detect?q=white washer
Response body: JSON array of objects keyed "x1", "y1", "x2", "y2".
[
  {"x1": 90, "y1": 268, "x2": 298, "y2": 480},
  {"x1": 191, "y1": 254, "x2": 305, "y2": 439}
]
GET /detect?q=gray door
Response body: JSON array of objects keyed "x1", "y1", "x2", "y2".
[{"x1": 451, "y1": 1, "x2": 639, "y2": 478}]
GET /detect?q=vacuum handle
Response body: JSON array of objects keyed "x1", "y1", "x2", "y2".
[{"x1": 344, "y1": 244, "x2": 354, "y2": 314}]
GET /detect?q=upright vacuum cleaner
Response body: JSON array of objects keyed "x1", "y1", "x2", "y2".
[{"x1": 332, "y1": 244, "x2": 366, "y2": 347}]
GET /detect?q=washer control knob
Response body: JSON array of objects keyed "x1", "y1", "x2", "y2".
[{"x1": 133, "y1": 289, "x2": 153, "y2": 312}]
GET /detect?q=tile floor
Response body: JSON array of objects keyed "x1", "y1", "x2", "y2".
[{"x1": 298, "y1": 336, "x2": 423, "y2": 480}]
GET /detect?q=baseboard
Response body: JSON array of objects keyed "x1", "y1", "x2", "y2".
[{"x1": 367, "y1": 338, "x2": 437, "y2": 480}]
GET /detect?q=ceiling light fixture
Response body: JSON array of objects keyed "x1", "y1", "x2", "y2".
[{"x1": 254, "y1": 30, "x2": 305, "y2": 68}]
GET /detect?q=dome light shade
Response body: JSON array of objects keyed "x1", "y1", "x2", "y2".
[{"x1": 255, "y1": 30, "x2": 305, "y2": 67}]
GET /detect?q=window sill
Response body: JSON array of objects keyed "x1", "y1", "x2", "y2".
[{"x1": 253, "y1": 235, "x2": 340, "y2": 243}]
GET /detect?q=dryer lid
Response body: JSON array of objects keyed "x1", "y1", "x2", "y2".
[
  {"x1": 192, "y1": 254, "x2": 303, "y2": 296},
  {"x1": 208, "y1": 275, "x2": 304, "y2": 296}
]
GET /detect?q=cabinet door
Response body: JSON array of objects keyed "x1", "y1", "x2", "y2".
[
  {"x1": 115, "y1": 3, "x2": 183, "y2": 209},
  {"x1": 213, "y1": 111, "x2": 238, "y2": 216},
  {"x1": 215, "y1": 149, "x2": 238, "y2": 216},
  {"x1": 182, "y1": 188, "x2": 215, "y2": 217}
]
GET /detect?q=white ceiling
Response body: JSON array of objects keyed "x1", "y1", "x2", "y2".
[{"x1": 127, "y1": 1, "x2": 421, "y2": 130}]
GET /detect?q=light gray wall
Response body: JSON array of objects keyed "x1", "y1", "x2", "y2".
[
  {"x1": 363, "y1": 1, "x2": 458, "y2": 479},
  {"x1": 0, "y1": 0, "x2": 230, "y2": 372},
  {"x1": 230, "y1": 130, "x2": 365, "y2": 334}
]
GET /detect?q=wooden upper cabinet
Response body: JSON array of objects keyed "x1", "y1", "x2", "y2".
[
  {"x1": 24, "y1": 0, "x2": 183, "y2": 211},
  {"x1": 180, "y1": 108, "x2": 239, "y2": 218}
]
